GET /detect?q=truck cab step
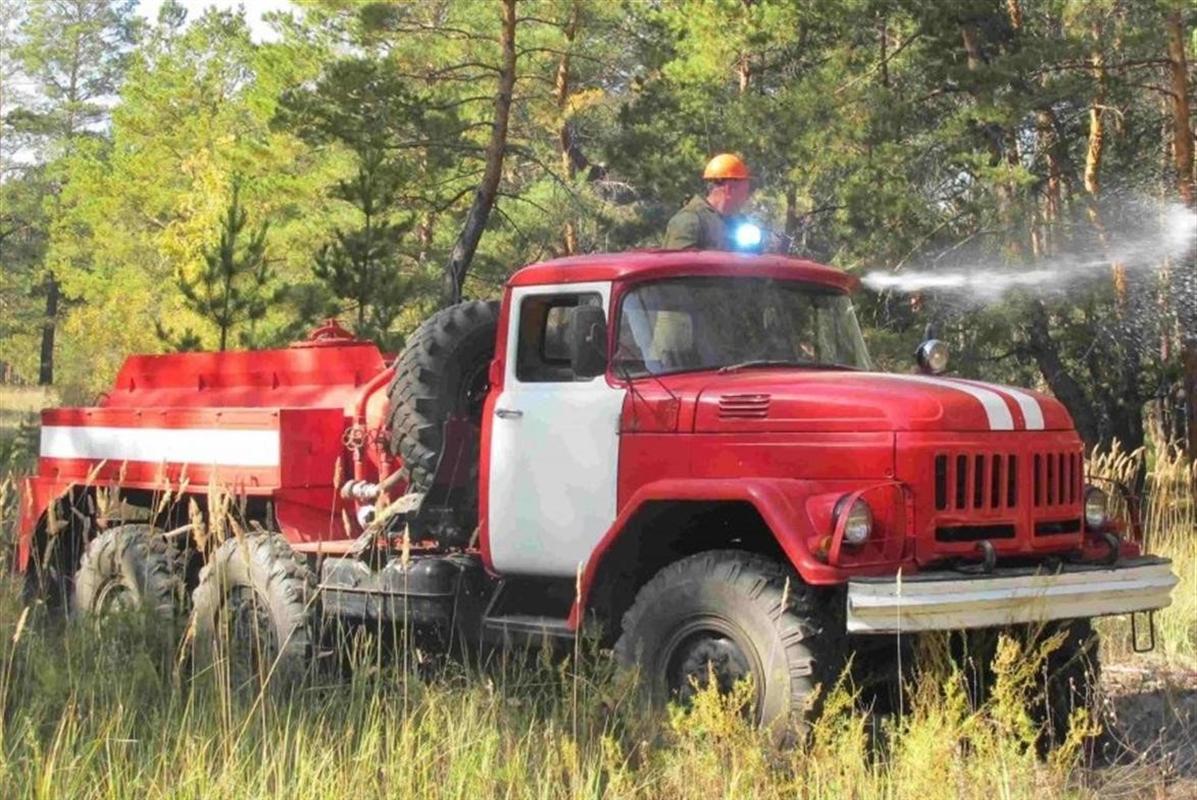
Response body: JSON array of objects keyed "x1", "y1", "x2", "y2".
[{"x1": 482, "y1": 614, "x2": 574, "y2": 640}]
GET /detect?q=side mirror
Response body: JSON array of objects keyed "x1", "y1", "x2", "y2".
[
  {"x1": 569, "y1": 305, "x2": 608, "y2": 379},
  {"x1": 915, "y1": 339, "x2": 949, "y2": 375}
]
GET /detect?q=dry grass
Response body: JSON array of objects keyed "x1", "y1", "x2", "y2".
[
  {"x1": 0, "y1": 385, "x2": 53, "y2": 426},
  {"x1": 0, "y1": 440, "x2": 1192, "y2": 798},
  {"x1": 0, "y1": 581, "x2": 1158, "y2": 800},
  {"x1": 1090, "y1": 444, "x2": 1197, "y2": 666}
]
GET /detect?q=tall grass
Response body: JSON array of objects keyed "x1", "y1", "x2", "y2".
[
  {"x1": 1090, "y1": 444, "x2": 1197, "y2": 665},
  {"x1": 0, "y1": 584, "x2": 1156, "y2": 800},
  {"x1": 0, "y1": 439, "x2": 1192, "y2": 798},
  {"x1": 0, "y1": 385, "x2": 47, "y2": 472}
]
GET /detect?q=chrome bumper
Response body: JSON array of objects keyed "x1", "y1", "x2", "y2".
[{"x1": 845, "y1": 557, "x2": 1178, "y2": 634}]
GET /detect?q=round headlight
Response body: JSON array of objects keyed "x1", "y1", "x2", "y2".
[
  {"x1": 835, "y1": 496, "x2": 873, "y2": 545},
  {"x1": 915, "y1": 339, "x2": 949, "y2": 375},
  {"x1": 1084, "y1": 486, "x2": 1109, "y2": 529}
]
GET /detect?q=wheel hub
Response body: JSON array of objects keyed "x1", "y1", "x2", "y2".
[
  {"x1": 224, "y1": 586, "x2": 278, "y2": 688},
  {"x1": 662, "y1": 620, "x2": 761, "y2": 710},
  {"x1": 94, "y1": 578, "x2": 136, "y2": 616},
  {"x1": 459, "y1": 360, "x2": 490, "y2": 423}
]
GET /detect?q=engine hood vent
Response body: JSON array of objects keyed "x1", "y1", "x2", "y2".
[{"x1": 718, "y1": 393, "x2": 771, "y2": 419}]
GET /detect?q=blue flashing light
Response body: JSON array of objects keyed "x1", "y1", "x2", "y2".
[{"x1": 733, "y1": 222, "x2": 762, "y2": 251}]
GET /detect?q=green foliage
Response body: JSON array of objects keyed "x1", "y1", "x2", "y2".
[
  {"x1": 0, "y1": 167, "x2": 50, "y2": 379},
  {"x1": 0, "y1": 0, "x2": 1193, "y2": 446},
  {"x1": 159, "y1": 180, "x2": 273, "y2": 352},
  {"x1": 277, "y1": 56, "x2": 453, "y2": 345},
  {"x1": 7, "y1": 0, "x2": 140, "y2": 154}
]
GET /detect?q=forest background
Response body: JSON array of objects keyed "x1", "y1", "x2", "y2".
[{"x1": 1, "y1": 0, "x2": 1195, "y2": 463}]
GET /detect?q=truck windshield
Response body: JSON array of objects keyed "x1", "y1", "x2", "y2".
[{"x1": 615, "y1": 276, "x2": 871, "y2": 377}]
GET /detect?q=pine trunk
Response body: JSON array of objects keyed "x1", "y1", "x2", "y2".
[
  {"x1": 555, "y1": 1, "x2": 580, "y2": 256},
  {"x1": 1027, "y1": 303, "x2": 1100, "y2": 447},
  {"x1": 443, "y1": 0, "x2": 517, "y2": 304},
  {"x1": 1083, "y1": 24, "x2": 1128, "y2": 306},
  {"x1": 37, "y1": 273, "x2": 58, "y2": 386},
  {"x1": 1165, "y1": 10, "x2": 1194, "y2": 207},
  {"x1": 1164, "y1": 10, "x2": 1197, "y2": 458}
]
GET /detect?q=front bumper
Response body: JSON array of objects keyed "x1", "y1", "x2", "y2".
[{"x1": 845, "y1": 557, "x2": 1178, "y2": 634}]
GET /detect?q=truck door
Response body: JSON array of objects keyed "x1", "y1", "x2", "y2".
[{"x1": 487, "y1": 281, "x2": 625, "y2": 577}]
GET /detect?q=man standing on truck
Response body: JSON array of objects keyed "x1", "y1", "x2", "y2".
[{"x1": 662, "y1": 153, "x2": 753, "y2": 250}]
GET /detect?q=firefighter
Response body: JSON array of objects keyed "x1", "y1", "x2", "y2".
[{"x1": 662, "y1": 153, "x2": 753, "y2": 250}]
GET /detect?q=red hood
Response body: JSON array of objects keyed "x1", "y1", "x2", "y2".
[{"x1": 688, "y1": 370, "x2": 1072, "y2": 433}]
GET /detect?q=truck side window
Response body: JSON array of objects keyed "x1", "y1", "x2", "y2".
[{"x1": 516, "y1": 293, "x2": 602, "y2": 382}]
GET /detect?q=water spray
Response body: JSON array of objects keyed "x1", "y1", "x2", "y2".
[{"x1": 860, "y1": 201, "x2": 1197, "y2": 307}]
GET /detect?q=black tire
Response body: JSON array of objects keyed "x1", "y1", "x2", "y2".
[
  {"x1": 386, "y1": 300, "x2": 499, "y2": 492},
  {"x1": 189, "y1": 533, "x2": 317, "y2": 693},
  {"x1": 72, "y1": 524, "x2": 181, "y2": 621},
  {"x1": 613, "y1": 550, "x2": 840, "y2": 735},
  {"x1": 1032, "y1": 619, "x2": 1101, "y2": 752},
  {"x1": 955, "y1": 619, "x2": 1101, "y2": 753}
]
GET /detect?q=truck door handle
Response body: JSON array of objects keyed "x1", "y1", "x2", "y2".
[{"x1": 495, "y1": 408, "x2": 523, "y2": 419}]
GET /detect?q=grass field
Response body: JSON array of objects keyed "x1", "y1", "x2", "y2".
[
  {"x1": 0, "y1": 429, "x2": 1193, "y2": 798},
  {"x1": 0, "y1": 386, "x2": 50, "y2": 470}
]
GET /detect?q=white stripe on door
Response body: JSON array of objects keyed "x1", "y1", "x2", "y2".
[{"x1": 39, "y1": 426, "x2": 280, "y2": 467}]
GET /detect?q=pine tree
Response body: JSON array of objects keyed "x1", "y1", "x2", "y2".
[
  {"x1": 10, "y1": 0, "x2": 139, "y2": 384},
  {"x1": 277, "y1": 56, "x2": 439, "y2": 346},
  {"x1": 161, "y1": 180, "x2": 273, "y2": 352},
  {"x1": 312, "y1": 150, "x2": 415, "y2": 345}
]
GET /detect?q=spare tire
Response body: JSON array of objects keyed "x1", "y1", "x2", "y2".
[{"x1": 386, "y1": 300, "x2": 500, "y2": 493}]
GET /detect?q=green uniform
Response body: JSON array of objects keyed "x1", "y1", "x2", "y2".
[{"x1": 663, "y1": 195, "x2": 729, "y2": 250}]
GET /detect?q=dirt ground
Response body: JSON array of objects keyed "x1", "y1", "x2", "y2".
[{"x1": 1085, "y1": 661, "x2": 1197, "y2": 799}]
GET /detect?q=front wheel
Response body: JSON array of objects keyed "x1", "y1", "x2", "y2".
[
  {"x1": 955, "y1": 618, "x2": 1101, "y2": 753},
  {"x1": 614, "y1": 551, "x2": 840, "y2": 735}
]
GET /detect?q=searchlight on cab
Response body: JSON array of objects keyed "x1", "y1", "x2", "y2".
[{"x1": 733, "y1": 222, "x2": 763, "y2": 252}]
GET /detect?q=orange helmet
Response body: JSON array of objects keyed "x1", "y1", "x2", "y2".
[{"x1": 702, "y1": 153, "x2": 751, "y2": 181}]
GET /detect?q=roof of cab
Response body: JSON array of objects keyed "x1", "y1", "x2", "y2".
[{"x1": 507, "y1": 250, "x2": 859, "y2": 292}]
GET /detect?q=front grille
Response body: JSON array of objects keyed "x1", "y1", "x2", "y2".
[
  {"x1": 1033, "y1": 451, "x2": 1083, "y2": 508},
  {"x1": 1035, "y1": 518, "x2": 1082, "y2": 536},
  {"x1": 917, "y1": 440, "x2": 1086, "y2": 559},
  {"x1": 936, "y1": 524, "x2": 1016, "y2": 542},
  {"x1": 934, "y1": 452, "x2": 1019, "y2": 512},
  {"x1": 934, "y1": 449, "x2": 1082, "y2": 514}
]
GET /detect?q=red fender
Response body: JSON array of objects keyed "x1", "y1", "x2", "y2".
[
  {"x1": 568, "y1": 477, "x2": 915, "y2": 629},
  {"x1": 14, "y1": 475, "x2": 71, "y2": 573}
]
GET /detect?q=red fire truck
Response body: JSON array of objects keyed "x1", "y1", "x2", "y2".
[{"x1": 16, "y1": 250, "x2": 1177, "y2": 732}]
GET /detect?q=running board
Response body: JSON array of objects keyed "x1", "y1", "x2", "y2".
[{"x1": 482, "y1": 614, "x2": 574, "y2": 642}]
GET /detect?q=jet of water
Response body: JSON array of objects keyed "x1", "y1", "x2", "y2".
[{"x1": 861, "y1": 201, "x2": 1197, "y2": 306}]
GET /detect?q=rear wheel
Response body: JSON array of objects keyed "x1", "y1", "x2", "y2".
[
  {"x1": 72, "y1": 524, "x2": 181, "y2": 622},
  {"x1": 189, "y1": 533, "x2": 317, "y2": 694},
  {"x1": 614, "y1": 551, "x2": 840, "y2": 735}
]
